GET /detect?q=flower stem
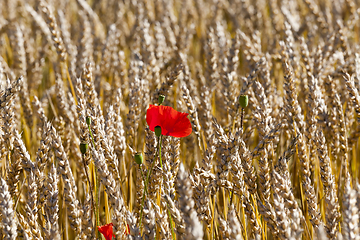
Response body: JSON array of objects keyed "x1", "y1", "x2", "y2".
[
  {"x1": 139, "y1": 136, "x2": 160, "y2": 229},
  {"x1": 87, "y1": 123, "x2": 96, "y2": 152},
  {"x1": 157, "y1": 135, "x2": 176, "y2": 240},
  {"x1": 139, "y1": 134, "x2": 175, "y2": 240},
  {"x1": 139, "y1": 165, "x2": 147, "y2": 194},
  {"x1": 230, "y1": 108, "x2": 245, "y2": 206},
  {"x1": 159, "y1": 135, "x2": 163, "y2": 169},
  {"x1": 240, "y1": 107, "x2": 244, "y2": 131},
  {"x1": 167, "y1": 208, "x2": 176, "y2": 240},
  {"x1": 81, "y1": 154, "x2": 96, "y2": 229}
]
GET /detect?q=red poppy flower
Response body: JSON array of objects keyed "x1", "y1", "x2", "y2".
[
  {"x1": 146, "y1": 104, "x2": 192, "y2": 137},
  {"x1": 97, "y1": 223, "x2": 115, "y2": 240}
]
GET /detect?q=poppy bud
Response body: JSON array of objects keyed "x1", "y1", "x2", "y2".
[
  {"x1": 134, "y1": 153, "x2": 143, "y2": 165},
  {"x1": 80, "y1": 142, "x2": 88, "y2": 154},
  {"x1": 239, "y1": 95, "x2": 248, "y2": 108},
  {"x1": 155, "y1": 126, "x2": 162, "y2": 137},
  {"x1": 86, "y1": 116, "x2": 91, "y2": 126},
  {"x1": 158, "y1": 95, "x2": 165, "y2": 105}
]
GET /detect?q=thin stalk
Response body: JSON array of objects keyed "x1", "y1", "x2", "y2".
[
  {"x1": 159, "y1": 135, "x2": 163, "y2": 168},
  {"x1": 157, "y1": 135, "x2": 176, "y2": 240},
  {"x1": 87, "y1": 123, "x2": 96, "y2": 151},
  {"x1": 167, "y1": 208, "x2": 176, "y2": 240},
  {"x1": 61, "y1": 61, "x2": 77, "y2": 105},
  {"x1": 86, "y1": 119, "x2": 100, "y2": 236},
  {"x1": 229, "y1": 191, "x2": 234, "y2": 206},
  {"x1": 139, "y1": 133, "x2": 176, "y2": 240},
  {"x1": 139, "y1": 165, "x2": 147, "y2": 193},
  {"x1": 230, "y1": 107, "x2": 245, "y2": 205},
  {"x1": 81, "y1": 154, "x2": 96, "y2": 229},
  {"x1": 14, "y1": 177, "x2": 26, "y2": 210},
  {"x1": 105, "y1": 192, "x2": 110, "y2": 223},
  {"x1": 139, "y1": 136, "x2": 161, "y2": 229},
  {"x1": 240, "y1": 200, "x2": 248, "y2": 240},
  {"x1": 240, "y1": 107, "x2": 244, "y2": 130}
]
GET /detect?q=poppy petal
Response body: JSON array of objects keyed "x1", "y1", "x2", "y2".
[
  {"x1": 97, "y1": 223, "x2": 114, "y2": 240},
  {"x1": 161, "y1": 108, "x2": 191, "y2": 137},
  {"x1": 146, "y1": 104, "x2": 192, "y2": 138},
  {"x1": 146, "y1": 104, "x2": 161, "y2": 131},
  {"x1": 167, "y1": 113, "x2": 192, "y2": 137}
]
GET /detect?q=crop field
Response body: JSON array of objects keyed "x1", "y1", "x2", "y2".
[{"x1": 0, "y1": 0, "x2": 360, "y2": 239}]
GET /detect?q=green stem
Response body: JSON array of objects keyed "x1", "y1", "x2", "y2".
[
  {"x1": 81, "y1": 154, "x2": 96, "y2": 229},
  {"x1": 159, "y1": 135, "x2": 163, "y2": 169},
  {"x1": 230, "y1": 108, "x2": 245, "y2": 206},
  {"x1": 139, "y1": 165, "x2": 147, "y2": 194},
  {"x1": 139, "y1": 134, "x2": 175, "y2": 240},
  {"x1": 87, "y1": 124, "x2": 96, "y2": 151},
  {"x1": 167, "y1": 208, "x2": 176, "y2": 240},
  {"x1": 240, "y1": 107, "x2": 244, "y2": 131},
  {"x1": 139, "y1": 136, "x2": 161, "y2": 229},
  {"x1": 157, "y1": 135, "x2": 175, "y2": 240}
]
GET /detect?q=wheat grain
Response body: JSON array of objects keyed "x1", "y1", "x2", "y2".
[
  {"x1": 44, "y1": 164, "x2": 61, "y2": 240},
  {"x1": 176, "y1": 163, "x2": 203, "y2": 240},
  {"x1": 342, "y1": 173, "x2": 359, "y2": 240},
  {"x1": 2, "y1": 1, "x2": 360, "y2": 239},
  {"x1": 0, "y1": 178, "x2": 17, "y2": 240}
]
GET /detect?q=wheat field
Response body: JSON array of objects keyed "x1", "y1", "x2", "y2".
[{"x1": 0, "y1": 0, "x2": 360, "y2": 239}]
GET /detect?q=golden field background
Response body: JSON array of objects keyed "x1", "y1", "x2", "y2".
[{"x1": 0, "y1": 0, "x2": 360, "y2": 239}]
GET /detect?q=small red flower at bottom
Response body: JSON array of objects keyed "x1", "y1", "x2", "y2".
[
  {"x1": 98, "y1": 223, "x2": 115, "y2": 240},
  {"x1": 146, "y1": 104, "x2": 192, "y2": 137}
]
